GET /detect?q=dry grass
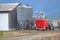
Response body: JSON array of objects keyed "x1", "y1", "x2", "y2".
[
  {"x1": 0, "y1": 31, "x2": 3, "y2": 38},
  {"x1": 3, "y1": 30, "x2": 38, "y2": 37}
]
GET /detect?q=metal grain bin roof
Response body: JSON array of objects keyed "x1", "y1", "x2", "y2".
[
  {"x1": 0, "y1": 3, "x2": 20, "y2": 11},
  {"x1": 18, "y1": 5, "x2": 32, "y2": 8}
]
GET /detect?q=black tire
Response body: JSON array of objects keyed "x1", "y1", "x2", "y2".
[
  {"x1": 52, "y1": 28, "x2": 54, "y2": 30},
  {"x1": 42, "y1": 29, "x2": 45, "y2": 31},
  {"x1": 37, "y1": 29, "x2": 39, "y2": 31},
  {"x1": 49, "y1": 27, "x2": 51, "y2": 30}
]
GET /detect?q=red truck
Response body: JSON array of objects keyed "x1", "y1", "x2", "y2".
[{"x1": 36, "y1": 19, "x2": 51, "y2": 31}]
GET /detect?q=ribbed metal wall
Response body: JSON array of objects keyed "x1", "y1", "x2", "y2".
[{"x1": 17, "y1": 5, "x2": 33, "y2": 30}]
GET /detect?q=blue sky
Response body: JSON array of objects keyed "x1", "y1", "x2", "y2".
[{"x1": 0, "y1": 0, "x2": 60, "y2": 19}]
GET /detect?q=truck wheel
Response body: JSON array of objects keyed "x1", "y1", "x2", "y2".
[
  {"x1": 42, "y1": 29, "x2": 45, "y2": 31},
  {"x1": 37, "y1": 29, "x2": 39, "y2": 31},
  {"x1": 49, "y1": 27, "x2": 51, "y2": 30},
  {"x1": 52, "y1": 28, "x2": 54, "y2": 30}
]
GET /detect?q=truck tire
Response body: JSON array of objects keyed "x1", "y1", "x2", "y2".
[
  {"x1": 37, "y1": 29, "x2": 39, "y2": 31},
  {"x1": 42, "y1": 29, "x2": 45, "y2": 31},
  {"x1": 49, "y1": 27, "x2": 51, "y2": 30}
]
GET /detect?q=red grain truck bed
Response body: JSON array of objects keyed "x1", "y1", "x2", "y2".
[{"x1": 36, "y1": 19, "x2": 49, "y2": 29}]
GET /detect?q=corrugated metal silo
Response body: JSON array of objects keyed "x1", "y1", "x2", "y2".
[{"x1": 17, "y1": 5, "x2": 33, "y2": 30}]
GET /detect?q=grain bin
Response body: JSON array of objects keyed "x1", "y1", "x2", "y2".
[{"x1": 17, "y1": 5, "x2": 33, "y2": 30}]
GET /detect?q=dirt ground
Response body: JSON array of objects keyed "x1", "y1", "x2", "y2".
[{"x1": 0, "y1": 30, "x2": 60, "y2": 40}]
